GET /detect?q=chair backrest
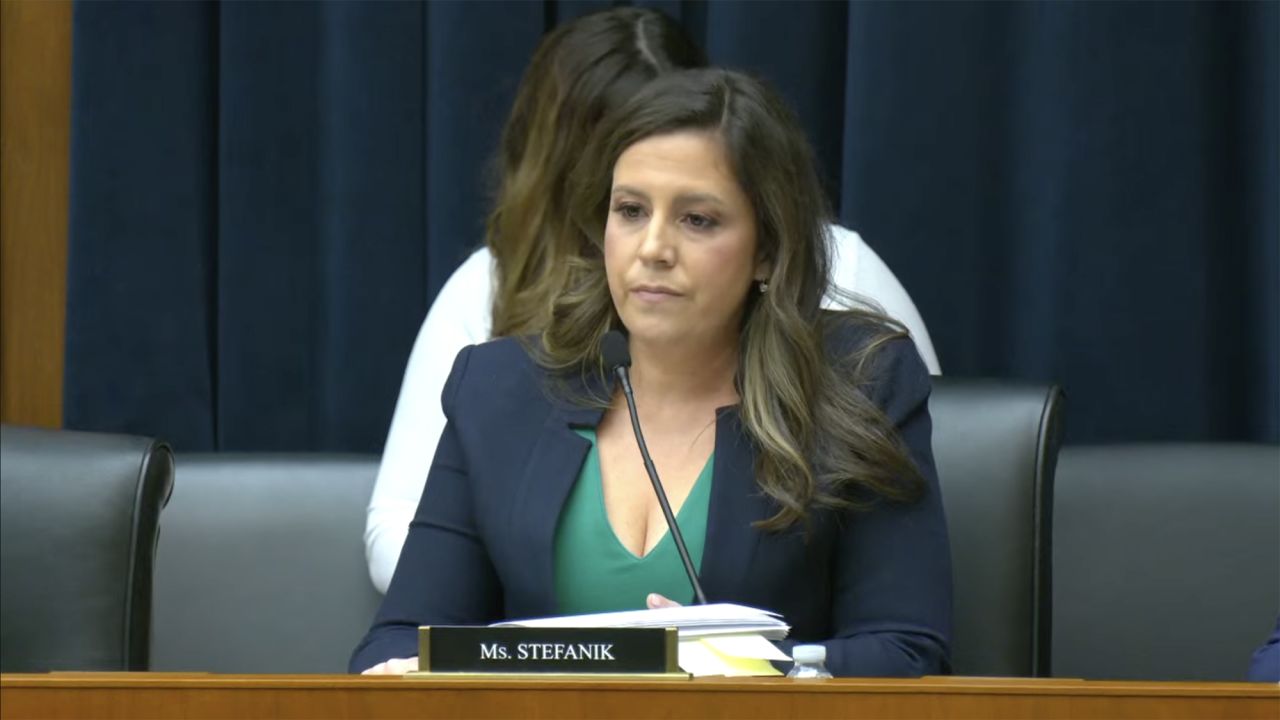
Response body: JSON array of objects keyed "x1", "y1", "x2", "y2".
[
  {"x1": 0, "y1": 425, "x2": 174, "y2": 671},
  {"x1": 928, "y1": 378, "x2": 1065, "y2": 677},
  {"x1": 1053, "y1": 443, "x2": 1280, "y2": 681},
  {"x1": 151, "y1": 454, "x2": 382, "y2": 673}
]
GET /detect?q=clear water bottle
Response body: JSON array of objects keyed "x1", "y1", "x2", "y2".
[{"x1": 786, "y1": 644, "x2": 834, "y2": 679}]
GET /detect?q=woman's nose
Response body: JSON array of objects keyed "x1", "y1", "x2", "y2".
[{"x1": 637, "y1": 214, "x2": 676, "y2": 267}]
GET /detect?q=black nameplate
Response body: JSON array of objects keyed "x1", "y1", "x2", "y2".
[{"x1": 418, "y1": 626, "x2": 679, "y2": 675}]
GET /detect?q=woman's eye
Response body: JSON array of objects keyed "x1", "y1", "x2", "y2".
[
  {"x1": 613, "y1": 203, "x2": 643, "y2": 220},
  {"x1": 685, "y1": 213, "x2": 718, "y2": 230}
]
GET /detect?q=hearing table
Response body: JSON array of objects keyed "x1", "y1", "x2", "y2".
[{"x1": 1, "y1": 673, "x2": 1276, "y2": 719}]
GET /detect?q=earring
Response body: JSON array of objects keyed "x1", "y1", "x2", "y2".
[{"x1": 758, "y1": 280, "x2": 769, "y2": 293}]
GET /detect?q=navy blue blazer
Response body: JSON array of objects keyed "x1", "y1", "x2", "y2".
[
  {"x1": 1249, "y1": 617, "x2": 1280, "y2": 682},
  {"x1": 350, "y1": 328, "x2": 953, "y2": 677}
]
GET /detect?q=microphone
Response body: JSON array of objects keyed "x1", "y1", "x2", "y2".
[{"x1": 601, "y1": 330, "x2": 708, "y2": 605}]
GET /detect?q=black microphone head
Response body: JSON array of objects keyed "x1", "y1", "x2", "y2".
[{"x1": 600, "y1": 330, "x2": 631, "y2": 371}]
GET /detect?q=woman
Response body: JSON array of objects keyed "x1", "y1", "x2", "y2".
[
  {"x1": 365, "y1": 7, "x2": 940, "y2": 595},
  {"x1": 351, "y1": 69, "x2": 952, "y2": 678}
]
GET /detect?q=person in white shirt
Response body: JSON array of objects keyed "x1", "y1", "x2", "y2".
[{"x1": 364, "y1": 8, "x2": 940, "y2": 594}]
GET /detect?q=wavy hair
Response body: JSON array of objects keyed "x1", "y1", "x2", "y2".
[
  {"x1": 485, "y1": 8, "x2": 706, "y2": 338},
  {"x1": 541, "y1": 69, "x2": 924, "y2": 529}
]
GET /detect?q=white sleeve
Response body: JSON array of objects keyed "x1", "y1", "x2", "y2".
[
  {"x1": 364, "y1": 248, "x2": 495, "y2": 593},
  {"x1": 825, "y1": 225, "x2": 942, "y2": 375}
]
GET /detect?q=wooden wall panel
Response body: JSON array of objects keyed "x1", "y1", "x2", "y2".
[{"x1": 0, "y1": 0, "x2": 72, "y2": 428}]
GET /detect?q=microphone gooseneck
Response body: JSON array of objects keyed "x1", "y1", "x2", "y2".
[{"x1": 600, "y1": 330, "x2": 709, "y2": 606}]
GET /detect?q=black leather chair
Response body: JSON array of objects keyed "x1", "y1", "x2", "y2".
[
  {"x1": 929, "y1": 378, "x2": 1065, "y2": 677},
  {"x1": 1053, "y1": 443, "x2": 1280, "y2": 681},
  {"x1": 150, "y1": 454, "x2": 382, "y2": 673},
  {"x1": 0, "y1": 425, "x2": 174, "y2": 671}
]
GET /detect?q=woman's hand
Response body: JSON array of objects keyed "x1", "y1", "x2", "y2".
[
  {"x1": 647, "y1": 593, "x2": 682, "y2": 609},
  {"x1": 361, "y1": 656, "x2": 420, "y2": 675}
]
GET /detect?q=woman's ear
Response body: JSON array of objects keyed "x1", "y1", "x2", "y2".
[{"x1": 754, "y1": 256, "x2": 773, "y2": 283}]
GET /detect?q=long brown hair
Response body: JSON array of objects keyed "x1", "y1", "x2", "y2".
[
  {"x1": 543, "y1": 69, "x2": 924, "y2": 529},
  {"x1": 486, "y1": 8, "x2": 706, "y2": 338}
]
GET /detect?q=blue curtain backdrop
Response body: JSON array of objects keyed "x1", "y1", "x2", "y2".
[{"x1": 65, "y1": 0, "x2": 1278, "y2": 452}]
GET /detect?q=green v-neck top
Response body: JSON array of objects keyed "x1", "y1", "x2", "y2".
[{"x1": 554, "y1": 428, "x2": 714, "y2": 613}]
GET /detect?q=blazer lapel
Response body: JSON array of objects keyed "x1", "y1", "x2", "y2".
[
  {"x1": 700, "y1": 406, "x2": 773, "y2": 603},
  {"x1": 510, "y1": 384, "x2": 606, "y2": 618}
]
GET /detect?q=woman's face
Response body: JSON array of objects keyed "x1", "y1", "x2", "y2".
[{"x1": 604, "y1": 130, "x2": 765, "y2": 351}]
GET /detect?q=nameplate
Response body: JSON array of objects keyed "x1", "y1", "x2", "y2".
[{"x1": 416, "y1": 626, "x2": 681, "y2": 675}]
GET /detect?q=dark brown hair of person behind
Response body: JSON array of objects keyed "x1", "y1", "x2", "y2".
[
  {"x1": 485, "y1": 7, "x2": 707, "y2": 338},
  {"x1": 542, "y1": 68, "x2": 925, "y2": 530}
]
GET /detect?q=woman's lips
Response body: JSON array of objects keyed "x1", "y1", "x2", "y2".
[{"x1": 631, "y1": 285, "x2": 682, "y2": 302}]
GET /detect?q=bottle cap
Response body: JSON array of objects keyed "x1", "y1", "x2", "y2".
[{"x1": 792, "y1": 644, "x2": 826, "y2": 664}]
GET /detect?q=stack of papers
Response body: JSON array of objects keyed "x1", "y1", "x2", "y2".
[{"x1": 494, "y1": 603, "x2": 792, "y2": 677}]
